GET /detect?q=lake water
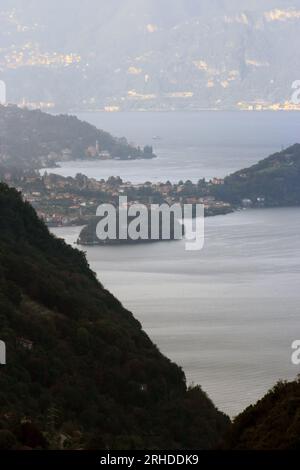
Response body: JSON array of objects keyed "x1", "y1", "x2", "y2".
[
  {"x1": 50, "y1": 111, "x2": 300, "y2": 417},
  {"x1": 51, "y1": 208, "x2": 300, "y2": 418},
  {"x1": 46, "y1": 111, "x2": 300, "y2": 183}
]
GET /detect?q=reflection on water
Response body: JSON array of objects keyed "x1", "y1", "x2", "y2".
[{"x1": 51, "y1": 207, "x2": 300, "y2": 417}]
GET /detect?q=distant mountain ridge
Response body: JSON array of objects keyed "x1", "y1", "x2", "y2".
[{"x1": 0, "y1": 0, "x2": 300, "y2": 111}]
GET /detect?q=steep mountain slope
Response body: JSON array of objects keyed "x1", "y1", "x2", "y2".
[
  {"x1": 224, "y1": 379, "x2": 300, "y2": 449},
  {"x1": 1, "y1": 0, "x2": 300, "y2": 110},
  {"x1": 0, "y1": 183, "x2": 229, "y2": 449}
]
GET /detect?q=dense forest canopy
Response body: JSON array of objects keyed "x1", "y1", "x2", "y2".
[{"x1": 0, "y1": 183, "x2": 229, "y2": 449}]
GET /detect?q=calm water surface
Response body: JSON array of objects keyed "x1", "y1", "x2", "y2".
[
  {"x1": 45, "y1": 111, "x2": 300, "y2": 183},
  {"x1": 51, "y1": 207, "x2": 300, "y2": 417},
  {"x1": 50, "y1": 112, "x2": 300, "y2": 417}
]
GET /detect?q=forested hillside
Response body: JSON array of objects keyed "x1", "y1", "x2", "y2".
[
  {"x1": 213, "y1": 144, "x2": 300, "y2": 206},
  {"x1": 0, "y1": 183, "x2": 229, "y2": 449},
  {"x1": 0, "y1": 105, "x2": 154, "y2": 171},
  {"x1": 224, "y1": 379, "x2": 300, "y2": 449}
]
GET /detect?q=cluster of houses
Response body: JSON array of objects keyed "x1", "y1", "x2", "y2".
[{"x1": 3, "y1": 171, "x2": 232, "y2": 227}]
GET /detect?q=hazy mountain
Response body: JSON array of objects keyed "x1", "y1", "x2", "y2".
[{"x1": 1, "y1": 0, "x2": 300, "y2": 111}]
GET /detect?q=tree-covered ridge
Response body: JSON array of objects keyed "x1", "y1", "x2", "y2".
[
  {"x1": 0, "y1": 105, "x2": 154, "y2": 170},
  {"x1": 224, "y1": 378, "x2": 300, "y2": 450},
  {"x1": 0, "y1": 183, "x2": 229, "y2": 449},
  {"x1": 213, "y1": 144, "x2": 300, "y2": 206}
]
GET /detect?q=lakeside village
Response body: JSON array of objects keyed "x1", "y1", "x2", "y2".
[{"x1": 2, "y1": 171, "x2": 233, "y2": 228}]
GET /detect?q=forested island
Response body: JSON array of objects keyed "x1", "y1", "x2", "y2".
[{"x1": 78, "y1": 212, "x2": 184, "y2": 246}]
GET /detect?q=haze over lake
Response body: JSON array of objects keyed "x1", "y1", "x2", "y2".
[
  {"x1": 50, "y1": 111, "x2": 300, "y2": 417},
  {"x1": 47, "y1": 111, "x2": 300, "y2": 183}
]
